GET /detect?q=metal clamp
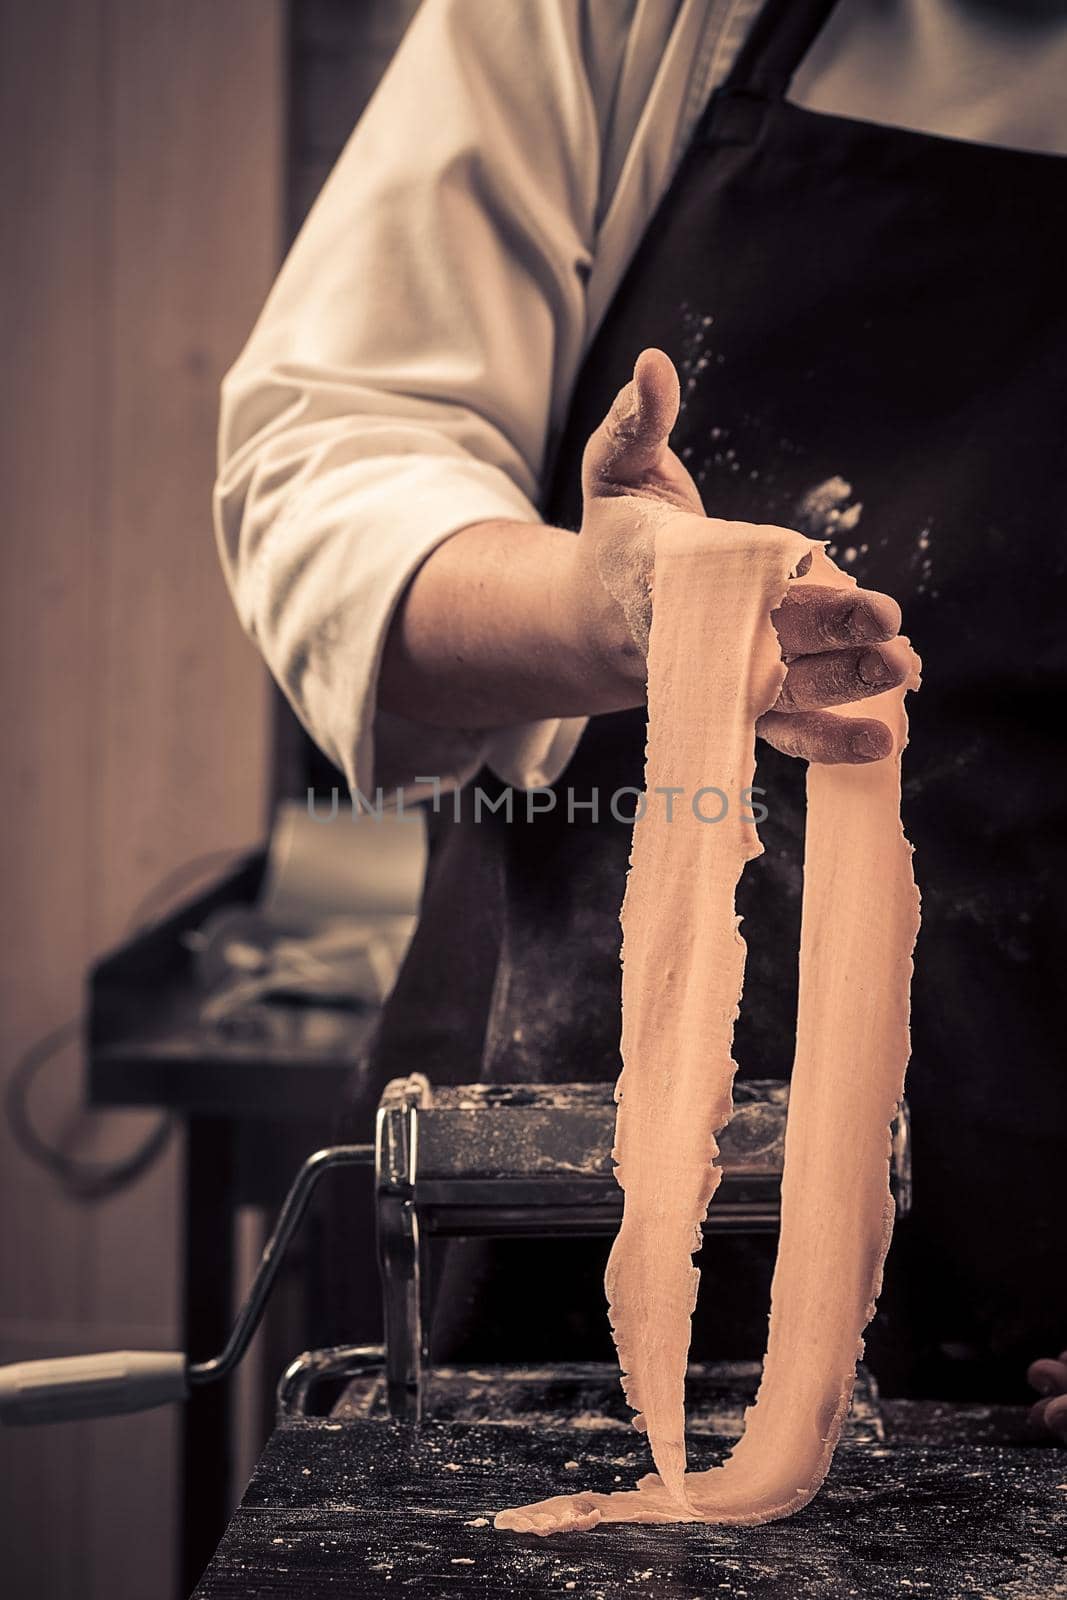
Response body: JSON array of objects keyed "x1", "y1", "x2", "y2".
[{"x1": 276, "y1": 1345, "x2": 385, "y2": 1422}]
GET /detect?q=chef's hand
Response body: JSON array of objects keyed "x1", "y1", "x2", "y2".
[
  {"x1": 573, "y1": 348, "x2": 907, "y2": 764},
  {"x1": 1027, "y1": 1351, "x2": 1067, "y2": 1442}
]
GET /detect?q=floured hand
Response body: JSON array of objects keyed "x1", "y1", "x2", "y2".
[{"x1": 562, "y1": 348, "x2": 907, "y2": 764}]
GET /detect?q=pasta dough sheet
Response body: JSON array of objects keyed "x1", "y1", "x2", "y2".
[{"x1": 497, "y1": 518, "x2": 920, "y2": 1534}]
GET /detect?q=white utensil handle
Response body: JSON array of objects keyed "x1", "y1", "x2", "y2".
[{"x1": 0, "y1": 1351, "x2": 188, "y2": 1424}]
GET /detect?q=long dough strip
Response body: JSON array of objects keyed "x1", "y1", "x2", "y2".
[{"x1": 497, "y1": 521, "x2": 920, "y2": 1534}]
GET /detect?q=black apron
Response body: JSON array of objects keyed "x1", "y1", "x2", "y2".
[{"x1": 349, "y1": 0, "x2": 1067, "y2": 1394}]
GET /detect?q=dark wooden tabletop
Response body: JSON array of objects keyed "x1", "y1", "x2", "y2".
[{"x1": 193, "y1": 1406, "x2": 1067, "y2": 1599}]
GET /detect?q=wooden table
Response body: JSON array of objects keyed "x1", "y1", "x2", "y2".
[{"x1": 192, "y1": 1401, "x2": 1067, "y2": 1599}]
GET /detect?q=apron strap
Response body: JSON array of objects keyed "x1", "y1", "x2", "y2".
[{"x1": 722, "y1": 0, "x2": 841, "y2": 102}]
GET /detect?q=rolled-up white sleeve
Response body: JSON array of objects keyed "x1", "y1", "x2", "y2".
[{"x1": 215, "y1": 0, "x2": 635, "y2": 797}]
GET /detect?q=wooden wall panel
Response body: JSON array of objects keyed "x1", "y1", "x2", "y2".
[{"x1": 0, "y1": 2, "x2": 283, "y2": 1596}]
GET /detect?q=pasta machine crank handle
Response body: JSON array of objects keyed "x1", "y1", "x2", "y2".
[{"x1": 0, "y1": 1143, "x2": 373, "y2": 1425}]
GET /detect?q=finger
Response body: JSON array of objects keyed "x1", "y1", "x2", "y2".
[
  {"x1": 1046, "y1": 1394, "x2": 1067, "y2": 1442},
  {"x1": 775, "y1": 638, "x2": 911, "y2": 713},
  {"x1": 1029, "y1": 1393, "x2": 1067, "y2": 1442},
  {"x1": 1027, "y1": 1357, "x2": 1067, "y2": 1397},
  {"x1": 757, "y1": 709, "x2": 894, "y2": 764},
  {"x1": 582, "y1": 348, "x2": 681, "y2": 498},
  {"x1": 1027, "y1": 1396, "x2": 1052, "y2": 1433},
  {"x1": 772, "y1": 584, "x2": 902, "y2": 656}
]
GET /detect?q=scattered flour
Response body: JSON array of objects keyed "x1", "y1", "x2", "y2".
[{"x1": 795, "y1": 475, "x2": 864, "y2": 543}]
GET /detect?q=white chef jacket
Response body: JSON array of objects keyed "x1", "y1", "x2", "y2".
[{"x1": 214, "y1": 0, "x2": 1067, "y2": 800}]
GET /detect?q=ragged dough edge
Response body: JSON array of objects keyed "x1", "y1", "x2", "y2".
[
  {"x1": 684, "y1": 543, "x2": 921, "y2": 1527},
  {"x1": 498, "y1": 520, "x2": 820, "y2": 1532},
  {"x1": 604, "y1": 521, "x2": 812, "y2": 1511},
  {"x1": 496, "y1": 529, "x2": 920, "y2": 1535}
]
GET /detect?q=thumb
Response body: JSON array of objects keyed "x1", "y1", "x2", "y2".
[{"x1": 582, "y1": 348, "x2": 681, "y2": 500}]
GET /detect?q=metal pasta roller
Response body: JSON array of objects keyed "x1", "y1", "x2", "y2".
[{"x1": 0, "y1": 1075, "x2": 910, "y2": 1427}]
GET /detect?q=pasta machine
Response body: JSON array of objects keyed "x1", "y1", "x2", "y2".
[{"x1": 0, "y1": 1074, "x2": 910, "y2": 1429}]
